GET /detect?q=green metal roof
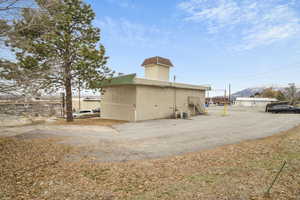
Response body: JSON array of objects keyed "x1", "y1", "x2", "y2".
[
  {"x1": 97, "y1": 73, "x2": 210, "y2": 91},
  {"x1": 97, "y1": 74, "x2": 136, "y2": 87}
]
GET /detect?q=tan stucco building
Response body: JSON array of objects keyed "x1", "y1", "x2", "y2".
[{"x1": 100, "y1": 57, "x2": 210, "y2": 121}]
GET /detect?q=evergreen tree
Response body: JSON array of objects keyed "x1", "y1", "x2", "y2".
[{"x1": 5, "y1": 0, "x2": 113, "y2": 121}]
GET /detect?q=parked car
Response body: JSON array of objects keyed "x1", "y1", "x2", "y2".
[
  {"x1": 92, "y1": 108, "x2": 100, "y2": 113},
  {"x1": 267, "y1": 105, "x2": 300, "y2": 113},
  {"x1": 265, "y1": 101, "x2": 289, "y2": 112},
  {"x1": 73, "y1": 109, "x2": 100, "y2": 118}
]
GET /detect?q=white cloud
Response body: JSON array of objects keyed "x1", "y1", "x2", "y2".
[
  {"x1": 179, "y1": 0, "x2": 240, "y2": 28},
  {"x1": 95, "y1": 17, "x2": 172, "y2": 48},
  {"x1": 178, "y1": 0, "x2": 300, "y2": 50}
]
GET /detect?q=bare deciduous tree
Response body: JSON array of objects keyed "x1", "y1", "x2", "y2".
[
  {"x1": 0, "y1": 0, "x2": 22, "y2": 11},
  {"x1": 286, "y1": 83, "x2": 297, "y2": 105},
  {"x1": 0, "y1": 0, "x2": 36, "y2": 95}
]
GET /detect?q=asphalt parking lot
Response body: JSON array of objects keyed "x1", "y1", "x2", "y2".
[{"x1": 1, "y1": 106, "x2": 300, "y2": 162}]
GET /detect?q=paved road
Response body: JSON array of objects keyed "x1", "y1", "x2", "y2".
[{"x1": 1, "y1": 107, "x2": 300, "y2": 162}]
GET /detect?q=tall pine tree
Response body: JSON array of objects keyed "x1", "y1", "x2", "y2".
[{"x1": 6, "y1": 0, "x2": 113, "y2": 121}]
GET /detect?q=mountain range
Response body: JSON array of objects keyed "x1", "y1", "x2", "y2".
[{"x1": 232, "y1": 86, "x2": 300, "y2": 98}]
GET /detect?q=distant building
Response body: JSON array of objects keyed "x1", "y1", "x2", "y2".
[
  {"x1": 206, "y1": 96, "x2": 230, "y2": 105},
  {"x1": 234, "y1": 97, "x2": 278, "y2": 107},
  {"x1": 72, "y1": 97, "x2": 101, "y2": 111},
  {"x1": 99, "y1": 56, "x2": 210, "y2": 121}
]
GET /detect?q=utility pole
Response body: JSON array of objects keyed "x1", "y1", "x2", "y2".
[
  {"x1": 223, "y1": 85, "x2": 228, "y2": 116},
  {"x1": 207, "y1": 90, "x2": 210, "y2": 103},
  {"x1": 229, "y1": 84, "x2": 231, "y2": 105},
  {"x1": 78, "y1": 83, "x2": 81, "y2": 111}
]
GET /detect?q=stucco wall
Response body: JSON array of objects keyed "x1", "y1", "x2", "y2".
[
  {"x1": 144, "y1": 65, "x2": 157, "y2": 80},
  {"x1": 100, "y1": 86, "x2": 136, "y2": 121},
  {"x1": 136, "y1": 85, "x2": 205, "y2": 121},
  {"x1": 144, "y1": 64, "x2": 170, "y2": 81}
]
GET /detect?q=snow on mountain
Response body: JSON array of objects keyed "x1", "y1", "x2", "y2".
[
  {"x1": 232, "y1": 86, "x2": 300, "y2": 98},
  {"x1": 232, "y1": 87, "x2": 265, "y2": 98}
]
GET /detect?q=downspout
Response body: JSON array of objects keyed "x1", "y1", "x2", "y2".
[{"x1": 173, "y1": 75, "x2": 177, "y2": 118}]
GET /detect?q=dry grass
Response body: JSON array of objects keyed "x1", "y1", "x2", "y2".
[
  {"x1": 1, "y1": 126, "x2": 300, "y2": 199},
  {"x1": 50, "y1": 118, "x2": 126, "y2": 126}
]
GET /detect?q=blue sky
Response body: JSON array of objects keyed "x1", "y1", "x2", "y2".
[{"x1": 85, "y1": 0, "x2": 300, "y2": 94}]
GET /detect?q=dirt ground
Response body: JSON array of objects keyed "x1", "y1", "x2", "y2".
[
  {"x1": 50, "y1": 117, "x2": 126, "y2": 126},
  {"x1": 1, "y1": 106, "x2": 300, "y2": 162},
  {"x1": 1, "y1": 120, "x2": 300, "y2": 199}
]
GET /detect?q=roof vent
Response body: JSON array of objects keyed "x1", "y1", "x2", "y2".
[{"x1": 141, "y1": 56, "x2": 173, "y2": 81}]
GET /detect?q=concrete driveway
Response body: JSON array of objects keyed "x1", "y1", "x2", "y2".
[{"x1": 1, "y1": 107, "x2": 300, "y2": 162}]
